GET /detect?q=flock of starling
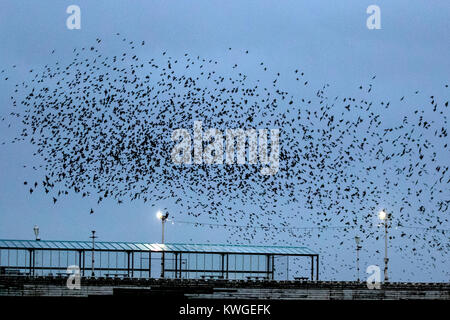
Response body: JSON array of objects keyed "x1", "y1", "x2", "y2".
[{"x1": 1, "y1": 35, "x2": 448, "y2": 281}]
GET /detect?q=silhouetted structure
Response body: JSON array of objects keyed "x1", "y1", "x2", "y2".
[{"x1": 0, "y1": 239, "x2": 319, "y2": 281}]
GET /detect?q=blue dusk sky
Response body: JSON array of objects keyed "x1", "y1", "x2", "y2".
[{"x1": 0, "y1": 1, "x2": 449, "y2": 281}]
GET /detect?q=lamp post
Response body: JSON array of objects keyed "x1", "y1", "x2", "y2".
[
  {"x1": 378, "y1": 210, "x2": 390, "y2": 282},
  {"x1": 33, "y1": 225, "x2": 40, "y2": 241},
  {"x1": 90, "y1": 230, "x2": 97, "y2": 277},
  {"x1": 157, "y1": 211, "x2": 169, "y2": 278},
  {"x1": 354, "y1": 236, "x2": 362, "y2": 282}
]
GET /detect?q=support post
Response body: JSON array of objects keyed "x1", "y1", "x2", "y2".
[
  {"x1": 127, "y1": 251, "x2": 130, "y2": 277},
  {"x1": 148, "y1": 251, "x2": 151, "y2": 278},
  {"x1": 78, "y1": 251, "x2": 82, "y2": 275},
  {"x1": 179, "y1": 252, "x2": 183, "y2": 279},
  {"x1": 131, "y1": 252, "x2": 134, "y2": 278},
  {"x1": 175, "y1": 253, "x2": 178, "y2": 278},
  {"x1": 221, "y1": 254, "x2": 224, "y2": 279},
  {"x1": 271, "y1": 255, "x2": 275, "y2": 280},
  {"x1": 287, "y1": 256, "x2": 289, "y2": 280},
  {"x1": 28, "y1": 249, "x2": 32, "y2": 276},
  {"x1": 82, "y1": 251, "x2": 85, "y2": 277},
  {"x1": 226, "y1": 254, "x2": 229, "y2": 279},
  {"x1": 32, "y1": 250, "x2": 35, "y2": 276},
  {"x1": 316, "y1": 255, "x2": 319, "y2": 281}
]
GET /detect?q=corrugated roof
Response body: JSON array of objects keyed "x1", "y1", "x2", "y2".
[{"x1": 0, "y1": 239, "x2": 317, "y2": 255}]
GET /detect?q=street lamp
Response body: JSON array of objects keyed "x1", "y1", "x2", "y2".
[
  {"x1": 378, "y1": 210, "x2": 390, "y2": 282},
  {"x1": 156, "y1": 211, "x2": 169, "y2": 243},
  {"x1": 33, "y1": 225, "x2": 40, "y2": 241},
  {"x1": 354, "y1": 236, "x2": 361, "y2": 282},
  {"x1": 90, "y1": 230, "x2": 97, "y2": 277},
  {"x1": 157, "y1": 211, "x2": 169, "y2": 278}
]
